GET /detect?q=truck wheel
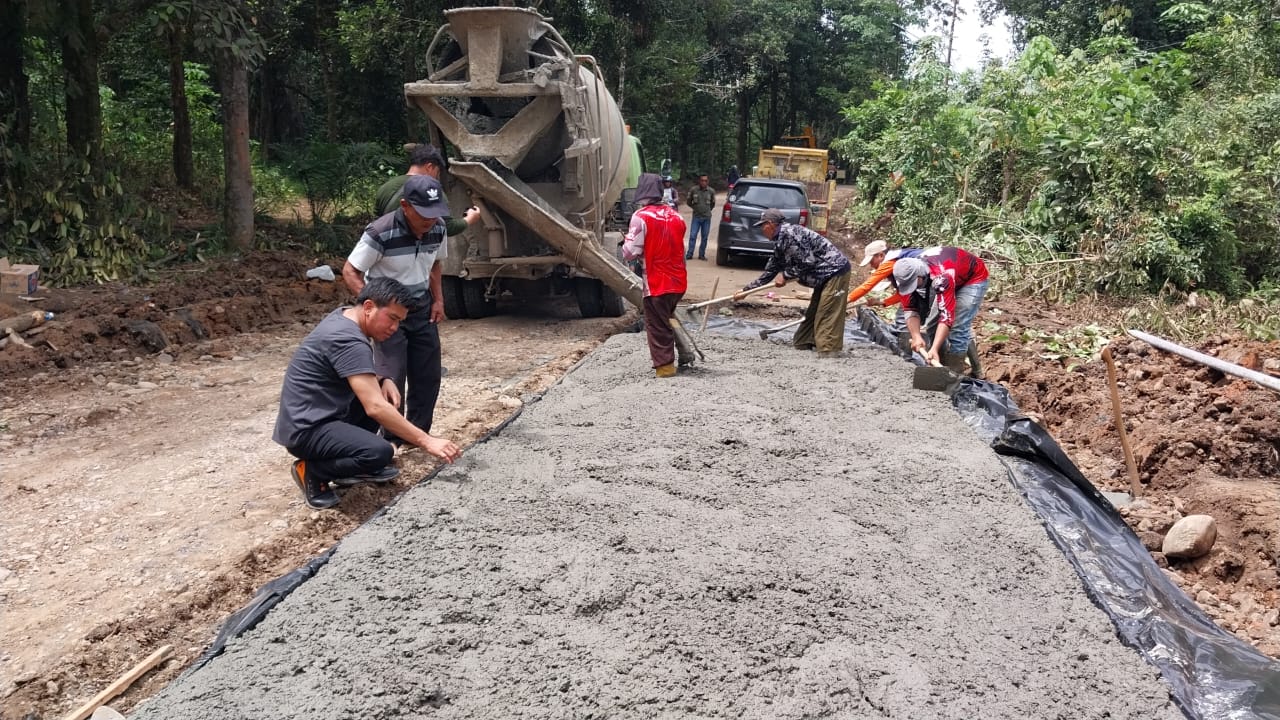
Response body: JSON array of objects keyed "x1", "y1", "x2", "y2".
[
  {"x1": 599, "y1": 283, "x2": 626, "y2": 317},
  {"x1": 441, "y1": 276, "x2": 468, "y2": 320},
  {"x1": 575, "y1": 278, "x2": 608, "y2": 318},
  {"x1": 715, "y1": 246, "x2": 731, "y2": 266},
  {"x1": 462, "y1": 279, "x2": 497, "y2": 318}
]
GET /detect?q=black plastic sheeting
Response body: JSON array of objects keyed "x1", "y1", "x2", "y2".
[
  {"x1": 191, "y1": 311, "x2": 1280, "y2": 718},
  {"x1": 184, "y1": 547, "x2": 335, "y2": 677},
  {"x1": 706, "y1": 309, "x2": 1280, "y2": 720}
]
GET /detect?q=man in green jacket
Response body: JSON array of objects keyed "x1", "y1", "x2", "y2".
[
  {"x1": 684, "y1": 173, "x2": 716, "y2": 260},
  {"x1": 374, "y1": 144, "x2": 480, "y2": 235}
]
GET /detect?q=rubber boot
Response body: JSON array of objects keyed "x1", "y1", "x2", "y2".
[
  {"x1": 939, "y1": 350, "x2": 969, "y2": 375},
  {"x1": 655, "y1": 363, "x2": 677, "y2": 378},
  {"x1": 966, "y1": 341, "x2": 984, "y2": 379}
]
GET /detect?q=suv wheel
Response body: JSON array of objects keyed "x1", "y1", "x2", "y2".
[{"x1": 715, "y1": 246, "x2": 731, "y2": 266}]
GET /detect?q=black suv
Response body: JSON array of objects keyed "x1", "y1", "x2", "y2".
[{"x1": 715, "y1": 177, "x2": 812, "y2": 265}]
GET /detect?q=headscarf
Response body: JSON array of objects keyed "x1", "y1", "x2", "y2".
[{"x1": 635, "y1": 172, "x2": 664, "y2": 205}]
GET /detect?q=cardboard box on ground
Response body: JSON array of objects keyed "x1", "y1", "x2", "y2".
[{"x1": 0, "y1": 257, "x2": 40, "y2": 298}]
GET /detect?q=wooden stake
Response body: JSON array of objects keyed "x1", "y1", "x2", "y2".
[
  {"x1": 700, "y1": 278, "x2": 719, "y2": 333},
  {"x1": 63, "y1": 645, "x2": 174, "y2": 720},
  {"x1": 1101, "y1": 346, "x2": 1141, "y2": 498}
]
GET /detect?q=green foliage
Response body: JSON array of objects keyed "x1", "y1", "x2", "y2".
[
  {"x1": 270, "y1": 141, "x2": 399, "y2": 228},
  {"x1": 0, "y1": 146, "x2": 164, "y2": 284},
  {"x1": 1124, "y1": 286, "x2": 1280, "y2": 341},
  {"x1": 836, "y1": 0, "x2": 1280, "y2": 298}
]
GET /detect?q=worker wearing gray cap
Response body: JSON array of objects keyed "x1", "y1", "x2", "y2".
[{"x1": 890, "y1": 247, "x2": 988, "y2": 374}]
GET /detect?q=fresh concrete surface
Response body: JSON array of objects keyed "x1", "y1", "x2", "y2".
[{"x1": 132, "y1": 333, "x2": 1182, "y2": 719}]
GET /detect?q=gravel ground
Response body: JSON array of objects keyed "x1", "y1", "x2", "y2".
[{"x1": 132, "y1": 333, "x2": 1183, "y2": 719}]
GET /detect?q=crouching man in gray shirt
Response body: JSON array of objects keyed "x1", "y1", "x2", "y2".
[{"x1": 273, "y1": 277, "x2": 462, "y2": 509}]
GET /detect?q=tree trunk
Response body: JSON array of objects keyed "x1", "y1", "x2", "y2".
[
  {"x1": 169, "y1": 26, "x2": 194, "y2": 188},
  {"x1": 736, "y1": 92, "x2": 749, "y2": 172},
  {"x1": 255, "y1": 57, "x2": 274, "y2": 162},
  {"x1": 61, "y1": 0, "x2": 103, "y2": 167},
  {"x1": 766, "y1": 69, "x2": 779, "y2": 147},
  {"x1": 1000, "y1": 149, "x2": 1016, "y2": 205},
  {"x1": 216, "y1": 49, "x2": 254, "y2": 250},
  {"x1": 0, "y1": 0, "x2": 31, "y2": 182},
  {"x1": 318, "y1": 0, "x2": 338, "y2": 142}
]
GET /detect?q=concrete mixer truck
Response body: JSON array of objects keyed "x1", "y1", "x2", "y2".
[{"x1": 404, "y1": 6, "x2": 649, "y2": 324}]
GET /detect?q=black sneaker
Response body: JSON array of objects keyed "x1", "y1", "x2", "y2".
[
  {"x1": 292, "y1": 460, "x2": 340, "y2": 509},
  {"x1": 331, "y1": 465, "x2": 401, "y2": 488}
]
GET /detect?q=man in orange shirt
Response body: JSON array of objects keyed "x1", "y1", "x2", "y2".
[{"x1": 850, "y1": 241, "x2": 984, "y2": 378}]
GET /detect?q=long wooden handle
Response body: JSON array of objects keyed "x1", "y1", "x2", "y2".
[
  {"x1": 760, "y1": 318, "x2": 804, "y2": 337},
  {"x1": 686, "y1": 283, "x2": 776, "y2": 310},
  {"x1": 759, "y1": 303, "x2": 863, "y2": 338},
  {"x1": 63, "y1": 645, "x2": 174, "y2": 720},
  {"x1": 1102, "y1": 346, "x2": 1142, "y2": 498},
  {"x1": 700, "y1": 278, "x2": 719, "y2": 333}
]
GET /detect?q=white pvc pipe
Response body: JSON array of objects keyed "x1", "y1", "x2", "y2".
[{"x1": 1126, "y1": 329, "x2": 1280, "y2": 394}]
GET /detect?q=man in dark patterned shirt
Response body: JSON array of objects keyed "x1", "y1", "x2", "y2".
[{"x1": 738, "y1": 208, "x2": 852, "y2": 356}]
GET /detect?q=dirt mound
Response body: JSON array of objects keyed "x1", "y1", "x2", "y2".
[
  {"x1": 0, "y1": 252, "x2": 348, "y2": 380},
  {"x1": 979, "y1": 303, "x2": 1280, "y2": 654}
]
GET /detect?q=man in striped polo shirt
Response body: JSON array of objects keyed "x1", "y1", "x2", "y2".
[{"x1": 341, "y1": 174, "x2": 451, "y2": 444}]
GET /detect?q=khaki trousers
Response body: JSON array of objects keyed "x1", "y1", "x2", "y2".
[{"x1": 793, "y1": 269, "x2": 851, "y2": 353}]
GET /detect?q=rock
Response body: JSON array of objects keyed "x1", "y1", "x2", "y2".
[
  {"x1": 137, "y1": 381, "x2": 159, "y2": 389},
  {"x1": 156, "y1": 353, "x2": 174, "y2": 364},
  {"x1": 1163, "y1": 515, "x2": 1218, "y2": 559},
  {"x1": 1264, "y1": 357, "x2": 1280, "y2": 376},
  {"x1": 1138, "y1": 531, "x2": 1164, "y2": 552},
  {"x1": 45, "y1": 679, "x2": 59, "y2": 696},
  {"x1": 127, "y1": 320, "x2": 168, "y2": 353},
  {"x1": 90, "y1": 707, "x2": 126, "y2": 720},
  {"x1": 85, "y1": 622, "x2": 117, "y2": 642},
  {"x1": 1221, "y1": 348, "x2": 1261, "y2": 370},
  {"x1": 1195, "y1": 589, "x2": 1218, "y2": 606}
]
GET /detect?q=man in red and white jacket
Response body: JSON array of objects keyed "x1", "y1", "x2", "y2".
[
  {"x1": 890, "y1": 246, "x2": 989, "y2": 374},
  {"x1": 623, "y1": 173, "x2": 688, "y2": 377}
]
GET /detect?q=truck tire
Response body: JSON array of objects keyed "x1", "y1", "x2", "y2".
[
  {"x1": 462, "y1": 279, "x2": 497, "y2": 319},
  {"x1": 575, "y1": 278, "x2": 620, "y2": 318},
  {"x1": 441, "y1": 276, "x2": 468, "y2": 320},
  {"x1": 715, "y1": 246, "x2": 731, "y2": 266},
  {"x1": 599, "y1": 283, "x2": 626, "y2": 317}
]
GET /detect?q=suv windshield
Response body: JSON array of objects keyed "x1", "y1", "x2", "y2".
[{"x1": 730, "y1": 184, "x2": 806, "y2": 208}]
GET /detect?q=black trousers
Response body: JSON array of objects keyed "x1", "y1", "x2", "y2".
[
  {"x1": 287, "y1": 405, "x2": 393, "y2": 482},
  {"x1": 373, "y1": 303, "x2": 442, "y2": 436}
]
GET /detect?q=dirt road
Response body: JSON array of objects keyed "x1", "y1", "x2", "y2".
[{"x1": 1, "y1": 187, "x2": 1276, "y2": 718}]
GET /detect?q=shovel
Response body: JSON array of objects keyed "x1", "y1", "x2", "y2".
[
  {"x1": 757, "y1": 303, "x2": 862, "y2": 340},
  {"x1": 912, "y1": 356, "x2": 961, "y2": 394}
]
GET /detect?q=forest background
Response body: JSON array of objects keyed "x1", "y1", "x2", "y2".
[{"x1": 1, "y1": 0, "x2": 1278, "y2": 335}]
